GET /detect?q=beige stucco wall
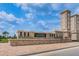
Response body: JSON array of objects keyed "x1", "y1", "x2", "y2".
[
  {"x1": 77, "y1": 34, "x2": 79, "y2": 40},
  {"x1": 76, "y1": 16, "x2": 79, "y2": 33},
  {"x1": 61, "y1": 10, "x2": 71, "y2": 40},
  {"x1": 71, "y1": 34, "x2": 77, "y2": 40},
  {"x1": 29, "y1": 32, "x2": 34, "y2": 38},
  {"x1": 71, "y1": 16, "x2": 76, "y2": 33},
  {"x1": 71, "y1": 15, "x2": 79, "y2": 40},
  {"x1": 61, "y1": 11, "x2": 71, "y2": 32},
  {"x1": 46, "y1": 33, "x2": 50, "y2": 38}
]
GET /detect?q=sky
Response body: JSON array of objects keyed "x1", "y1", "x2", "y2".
[{"x1": 0, "y1": 3, "x2": 79, "y2": 36}]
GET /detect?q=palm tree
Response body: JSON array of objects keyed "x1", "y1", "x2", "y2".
[{"x1": 2, "y1": 31, "x2": 9, "y2": 38}]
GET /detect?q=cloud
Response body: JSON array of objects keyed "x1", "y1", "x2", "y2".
[
  {"x1": 73, "y1": 7, "x2": 79, "y2": 14},
  {"x1": 0, "y1": 3, "x2": 62, "y2": 36},
  {"x1": 15, "y1": 3, "x2": 29, "y2": 11},
  {"x1": 15, "y1": 3, "x2": 34, "y2": 13},
  {"x1": 0, "y1": 10, "x2": 36, "y2": 35},
  {"x1": 0, "y1": 11, "x2": 26, "y2": 36},
  {"x1": 0, "y1": 21, "x2": 16, "y2": 36},
  {"x1": 16, "y1": 18, "x2": 25, "y2": 24},
  {"x1": 0, "y1": 21, "x2": 15, "y2": 29},
  {"x1": 37, "y1": 20, "x2": 46, "y2": 26},
  {"x1": 51, "y1": 4, "x2": 62, "y2": 10},
  {"x1": 15, "y1": 3, "x2": 38, "y2": 21},
  {"x1": 25, "y1": 12, "x2": 34, "y2": 20},
  {"x1": 0, "y1": 11, "x2": 26, "y2": 24},
  {"x1": 15, "y1": 3, "x2": 55, "y2": 21},
  {"x1": 8, "y1": 25, "x2": 16, "y2": 36},
  {"x1": 64, "y1": 3, "x2": 77, "y2": 9},
  {"x1": 0, "y1": 11, "x2": 17, "y2": 22},
  {"x1": 15, "y1": 3, "x2": 45, "y2": 11},
  {"x1": 36, "y1": 19, "x2": 60, "y2": 32},
  {"x1": 32, "y1": 3, "x2": 45, "y2": 7}
]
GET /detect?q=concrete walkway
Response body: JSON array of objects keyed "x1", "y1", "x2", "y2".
[
  {"x1": 33, "y1": 45, "x2": 79, "y2": 56},
  {"x1": 0, "y1": 42, "x2": 79, "y2": 56}
]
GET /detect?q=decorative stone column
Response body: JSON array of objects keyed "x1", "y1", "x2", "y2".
[
  {"x1": 46, "y1": 33, "x2": 50, "y2": 39},
  {"x1": 16, "y1": 31, "x2": 19, "y2": 39},
  {"x1": 21, "y1": 32, "x2": 24, "y2": 39}
]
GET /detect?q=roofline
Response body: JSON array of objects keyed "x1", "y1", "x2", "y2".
[
  {"x1": 71, "y1": 14, "x2": 79, "y2": 17},
  {"x1": 60, "y1": 10, "x2": 71, "y2": 14},
  {"x1": 16, "y1": 30, "x2": 63, "y2": 34},
  {"x1": 16, "y1": 30, "x2": 52, "y2": 34}
]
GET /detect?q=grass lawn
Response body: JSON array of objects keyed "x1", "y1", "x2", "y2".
[{"x1": 0, "y1": 38, "x2": 8, "y2": 43}]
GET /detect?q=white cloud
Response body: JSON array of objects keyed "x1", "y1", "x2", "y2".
[
  {"x1": 74, "y1": 7, "x2": 79, "y2": 14},
  {"x1": 0, "y1": 11, "x2": 16, "y2": 21},
  {"x1": 25, "y1": 13, "x2": 34, "y2": 20},
  {"x1": 0, "y1": 11, "x2": 26, "y2": 24},
  {"x1": 15, "y1": 3, "x2": 46, "y2": 14},
  {"x1": 15, "y1": 3, "x2": 36, "y2": 21},
  {"x1": 0, "y1": 10, "x2": 36, "y2": 35},
  {"x1": 15, "y1": 3, "x2": 33, "y2": 13},
  {"x1": 16, "y1": 18, "x2": 25, "y2": 24},
  {"x1": 0, "y1": 21, "x2": 16, "y2": 36},
  {"x1": 15, "y1": 3, "x2": 29, "y2": 11},
  {"x1": 0, "y1": 21, "x2": 6, "y2": 29},
  {"x1": 15, "y1": 3, "x2": 48, "y2": 21},
  {"x1": 8, "y1": 25, "x2": 16, "y2": 36},
  {"x1": 32, "y1": 3, "x2": 45, "y2": 7},
  {"x1": 0, "y1": 11, "x2": 27, "y2": 36},
  {"x1": 37, "y1": 20, "x2": 46, "y2": 26},
  {"x1": 15, "y1": 3, "x2": 45, "y2": 11},
  {"x1": 6, "y1": 14, "x2": 16, "y2": 21},
  {"x1": 0, "y1": 21, "x2": 14, "y2": 29},
  {"x1": 51, "y1": 4, "x2": 62, "y2": 10}
]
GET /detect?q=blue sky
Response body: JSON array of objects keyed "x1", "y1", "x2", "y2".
[{"x1": 0, "y1": 3, "x2": 79, "y2": 36}]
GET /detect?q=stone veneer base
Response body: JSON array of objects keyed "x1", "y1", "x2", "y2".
[{"x1": 10, "y1": 39, "x2": 72, "y2": 46}]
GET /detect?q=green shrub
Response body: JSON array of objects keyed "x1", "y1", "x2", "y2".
[{"x1": 0, "y1": 38, "x2": 8, "y2": 43}]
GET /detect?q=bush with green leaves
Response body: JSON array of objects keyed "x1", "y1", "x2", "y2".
[{"x1": 0, "y1": 36, "x2": 8, "y2": 43}]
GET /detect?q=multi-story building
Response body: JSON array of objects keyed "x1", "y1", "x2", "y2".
[{"x1": 61, "y1": 10, "x2": 79, "y2": 41}]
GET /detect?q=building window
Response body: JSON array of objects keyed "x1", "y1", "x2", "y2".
[
  {"x1": 50, "y1": 34, "x2": 54, "y2": 37},
  {"x1": 20, "y1": 32, "x2": 22, "y2": 36},
  {"x1": 52, "y1": 34, "x2": 54, "y2": 37},
  {"x1": 19, "y1": 32, "x2": 22, "y2": 38},
  {"x1": 34, "y1": 33, "x2": 46, "y2": 38},
  {"x1": 27, "y1": 32, "x2": 29, "y2": 37}
]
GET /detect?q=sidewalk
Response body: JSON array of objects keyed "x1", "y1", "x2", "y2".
[{"x1": 0, "y1": 42, "x2": 79, "y2": 56}]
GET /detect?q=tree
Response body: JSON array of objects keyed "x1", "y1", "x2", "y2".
[
  {"x1": 13, "y1": 34, "x2": 16, "y2": 38},
  {"x1": 2, "y1": 31, "x2": 9, "y2": 38}
]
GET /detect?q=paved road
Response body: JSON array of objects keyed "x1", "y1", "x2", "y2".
[{"x1": 33, "y1": 46, "x2": 79, "y2": 56}]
